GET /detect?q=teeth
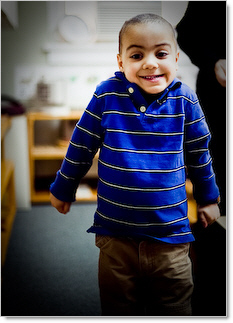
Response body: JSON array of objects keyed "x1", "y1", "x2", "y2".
[
  {"x1": 142, "y1": 75, "x2": 161, "y2": 79},
  {"x1": 143, "y1": 76, "x2": 154, "y2": 80}
]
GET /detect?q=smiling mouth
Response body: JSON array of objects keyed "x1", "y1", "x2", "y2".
[{"x1": 140, "y1": 74, "x2": 164, "y2": 80}]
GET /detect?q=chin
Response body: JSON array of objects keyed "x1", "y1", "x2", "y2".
[{"x1": 147, "y1": 87, "x2": 165, "y2": 95}]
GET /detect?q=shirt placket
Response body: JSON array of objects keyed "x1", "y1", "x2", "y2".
[{"x1": 126, "y1": 84, "x2": 148, "y2": 121}]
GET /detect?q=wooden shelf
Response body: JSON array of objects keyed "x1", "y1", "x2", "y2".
[
  {"x1": 32, "y1": 145, "x2": 68, "y2": 160},
  {"x1": 1, "y1": 115, "x2": 16, "y2": 266},
  {"x1": 1, "y1": 161, "x2": 14, "y2": 199},
  {"x1": 27, "y1": 110, "x2": 98, "y2": 203},
  {"x1": 1, "y1": 160, "x2": 16, "y2": 265},
  {"x1": 27, "y1": 110, "x2": 83, "y2": 121},
  {"x1": 186, "y1": 179, "x2": 198, "y2": 225},
  {"x1": 30, "y1": 189, "x2": 97, "y2": 203},
  {"x1": 31, "y1": 145, "x2": 99, "y2": 160}
]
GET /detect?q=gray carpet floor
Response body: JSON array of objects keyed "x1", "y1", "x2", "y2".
[
  {"x1": 1, "y1": 203, "x2": 226, "y2": 317},
  {"x1": 1, "y1": 203, "x2": 101, "y2": 317}
]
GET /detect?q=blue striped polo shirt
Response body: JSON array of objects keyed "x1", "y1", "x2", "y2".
[{"x1": 50, "y1": 71, "x2": 220, "y2": 244}]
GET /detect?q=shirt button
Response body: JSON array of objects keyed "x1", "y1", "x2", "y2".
[
  {"x1": 128, "y1": 87, "x2": 134, "y2": 94},
  {"x1": 140, "y1": 106, "x2": 146, "y2": 113}
]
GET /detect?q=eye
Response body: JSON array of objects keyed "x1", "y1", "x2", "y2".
[
  {"x1": 156, "y1": 51, "x2": 168, "y2": 58},
  {"x1": 130, "y1": 53, "x2": 143, "y2": 60}
]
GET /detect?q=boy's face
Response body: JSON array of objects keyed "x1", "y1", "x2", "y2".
[{"x1": 117, "y1": 22, "x2": 179, "y2": 94}]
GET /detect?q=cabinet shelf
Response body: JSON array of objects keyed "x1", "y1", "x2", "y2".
[
  {"x1": 27, "y1": 110, "x2": 83, "y2": 121},
  {"x1": 1, "y1": 161, "x2": 14, "y2": 199},
  {"x1": 1, "y1": 116, "x2": 16, "y2": 266},
  {"x1": 27, "y1": 111, "x2": 98, "y2": 203},
  {"x1": 31, "y1": 145, "x2": 99, "y2": 160},
  {"x1": 32, "y1": 145, "x2": 68, "y2": 160},
  {"x1": 30, "y1": 188, "x2": 97, "y2": 204}
]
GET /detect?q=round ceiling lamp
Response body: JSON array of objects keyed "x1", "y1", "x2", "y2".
[{"x1": 58, "y1": 15, "x2": 89, "y2": 43}]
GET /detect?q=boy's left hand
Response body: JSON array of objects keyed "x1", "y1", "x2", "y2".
[{"x1": 197, "y1": 203, "x2": 220, "y2": 228}]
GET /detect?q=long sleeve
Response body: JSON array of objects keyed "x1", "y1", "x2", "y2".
[
  {"x1": 184, "y1": 94, "x2": 220, "y2": 205},
  {"x1": 50, "y1": 94, "x2": 104, "y2": 202}
]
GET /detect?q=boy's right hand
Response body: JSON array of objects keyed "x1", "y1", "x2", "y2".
[{"x1": 50, "y1": 193, "x2": 71, "y2": 214}]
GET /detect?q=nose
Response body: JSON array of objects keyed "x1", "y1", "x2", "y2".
[{"x1": 142, "y1": 54, "x2": 159, "y2": 70}]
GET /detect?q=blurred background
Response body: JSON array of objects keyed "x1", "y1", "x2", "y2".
[
  {"x1": 1, "y1": 1, "x2": 198, "y2": 211},
  {"x1": 1, "y1": 1, "x2": 226, "y2": 317}
]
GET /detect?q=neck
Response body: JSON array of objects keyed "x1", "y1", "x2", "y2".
[{"x1": 139, "y1": 88, "x2": 166, "y2": 105}]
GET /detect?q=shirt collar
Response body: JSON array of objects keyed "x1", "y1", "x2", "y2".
[{"x1": 115, "y1": 71, "x2": 182, "y2": 107}]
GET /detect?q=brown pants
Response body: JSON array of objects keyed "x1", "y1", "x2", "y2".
[{"x1": 96, "y1": 235, "x2": 194, "y2": 316}]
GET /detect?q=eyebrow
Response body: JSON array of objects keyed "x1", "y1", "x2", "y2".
[{"x1": 126, "y1": 43, "x2": 172, "y2": 52}]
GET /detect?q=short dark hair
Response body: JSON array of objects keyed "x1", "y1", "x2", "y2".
[{"x1": 118, "y1": 13, "x2": 176, "y2": 53}]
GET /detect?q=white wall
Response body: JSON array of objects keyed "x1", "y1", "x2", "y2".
[
  {"x1": 1, "y1": 1, "x2": 48, "y2": 96},
  {"x1": 161, "y1": 1, "x2": 188, "y2": 27},
  {"x1": 4, "y1": 116, "x2": 31, "y2": 210}
]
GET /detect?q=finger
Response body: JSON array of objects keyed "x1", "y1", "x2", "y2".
[
  {"x1": 55, "y1": 203, "x2": 68, "y2": 214},
  {"x1": 63, "y1": 203, "x2": 71, "y2": 214},
  {"x1": 198, "y1": 212, "x2": 208, "y2": 228},
  {"x1": 57, "y1": 206, "x2": 66, "y2": 214},
  {"x1": 215, "y1": 66, "x2": 226, "y2": 87}
]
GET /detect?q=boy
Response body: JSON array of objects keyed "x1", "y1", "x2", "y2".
[{"x1": 50, "y1": 14, "x2": 220, "y2": 316}]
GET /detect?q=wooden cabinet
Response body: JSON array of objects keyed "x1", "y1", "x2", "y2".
[
  {"x1": 186, "y1": 179, "x2": 197, "y2": 225},
  {"x1": 27, "y1": 111, "x2": 98, "y2": 203},
  {"x1": 1, "y1": 115, "x2": 16, "y2": 266}
]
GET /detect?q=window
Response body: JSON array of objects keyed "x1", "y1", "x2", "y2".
[{"x1": 96, "y1": 1, "x2": 161, "y2": 41}]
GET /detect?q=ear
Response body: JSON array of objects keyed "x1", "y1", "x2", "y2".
[
  {"x1": 175, "y1": 51, "x2": 180, "y2": 71},
  {"x1": 117, "y1": 54, "x2": 124, "y2": 72}
]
